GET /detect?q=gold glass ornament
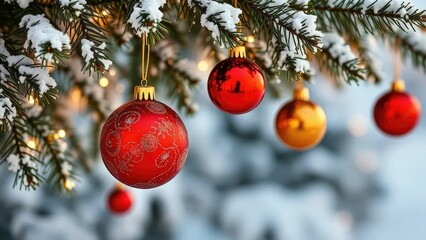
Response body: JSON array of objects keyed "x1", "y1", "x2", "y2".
[{"x1": 275, "y1": 87, "x2": 327, "y2": 150}]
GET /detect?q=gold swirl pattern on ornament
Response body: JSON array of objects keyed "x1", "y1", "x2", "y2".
[
  {"x1": 177, "y1": 148, "x2": 188, "y2": 170},
  {"x1": 155, "y1": 148, "x2": 178, "y2": 168},
  {"x1": 146, "y1": 102, "x2": 167, "y2": 114},
  {"x1": 115, "y1": 110, "x2": 141, "y2": 130},
  {"x1": 116, "y1": 157, "x2": 132, "y2": 175},
  {"x1": 140, "y1": 134, "x2": 159, "y2": 152},
  {"x1": 125, "y1": 141, "x2": 144, "y2": 164},
  {"x1": 131, "y1": 182, "x2": 158, "y2": 189},
  {"x1": 151, "y1": 117, "x2": 174, "y2": 139},
  {"x1": 105, "y1": 131, "x2": 121, "y2": 157},
  {"x1": 104, "y1": 160, "x2": 118, "y2": 176}
]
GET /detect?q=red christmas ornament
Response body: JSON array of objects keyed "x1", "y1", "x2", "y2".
[
  {"x1": 374, "y1": 80, "x2": 421, "y2": 136},
  {"x1": 208, "y1": 46, "x2": 266, "y2": 114},
  {"x1": 108, "y1": 183, "x2": 133, "y2": 213},
  {"x1": 100, "y1": 86, "x2": 189, "y2": 189}
]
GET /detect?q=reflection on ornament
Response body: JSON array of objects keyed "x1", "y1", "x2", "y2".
[
  {"x1": 373, "y1": 80, "x2": 421, "y2": 136},
  {"x1": 208, "y1": 46, "x2": 266, "y2": 114},
  {"x1": 100, "y1": 86, "x2": 189, "y2": 189},
  {"x1": 275, "y1": 87, "x2": 327, "y2": 150}
]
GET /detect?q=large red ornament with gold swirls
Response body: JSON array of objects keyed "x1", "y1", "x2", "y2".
[{"x1": 100, "y1": 97, "x2": 188, "y2": 189}]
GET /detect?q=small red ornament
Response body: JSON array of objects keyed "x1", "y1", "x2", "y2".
[
  {"x1": 108, "y1": 183, "x2": 133, "y2": 213},
  {"x1": 208, "y1": 46, "x2": 266, "y2": 114},
  {"x1": 100, "y1": 86, "x2": 189, "y2": 189},
  {"x1": 374, "y1": 80, "x2": 421, "y2": 136}
]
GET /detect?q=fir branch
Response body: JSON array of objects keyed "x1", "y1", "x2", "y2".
[
  {"x1": 350, "y1": 36, "x2": 384, "y2": 83},
  {"x1": 239, "y1": 0, "x2": 322, "y2": 54},
  {"x1": 317, "y1": 32, "x2": 365, "y2": 84},
  {"x1": 317, "y1": 49, "x2": 365, "y2": 84},
  {"x1": 125, "y1": 0, "x2": 168, "y2": 44},
  {"x1": 151, "y1": 41, "x2": 200, "y2": 115},
  {"x1": 180, "y1": 0, "x2": 243, "y2": 48},
  {"x1": 397, "y1": 30, "x2": 426, "y2": 72},
  {"x1": 310, "y1": 0, "x2": 426, "y2": 35}
]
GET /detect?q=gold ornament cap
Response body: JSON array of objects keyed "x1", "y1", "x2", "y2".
[
  {"x1": 228, "y1": 46, "x2": 247, "y2": 58},
  {"x1": 293, "y1": 87, "x2": 310, "y2": 101},
  {"x1": 391, "y1": 79, "x2": 405, "y2": 92},
  {"x1": 134, "y1": 85, "x2": 156, "y2": 100}
]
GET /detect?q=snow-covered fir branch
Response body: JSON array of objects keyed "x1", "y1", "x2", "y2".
[
  {"x1": 19, "y1": 14, "x2": 71, "y2": 63},
  {"x1": 127, "y1": 0, "x2": 167, "y2": 39},
  {"x1": 58, "y1": 0, "x2": 87, "y2": 19},
  {"x1": 397, "y1": 27, "x2": 426, "y2": 70},
  {"x1": 240, "y1": 0, "x2": 323, "y2": 54},
  {"x1": 81, "y1": 39, "x2": 112, "y2": 74},
  {"x1": 187, "y1": 0, "x2": 243, "y2": 47},
  {"x1": 357, "y1": 36, "x2": 384, "y2": 83},
  {"x1": 312, "y1": 0, "x2": 425, "y2": 34},
  {"x1": 1, "y1": 34, "x2": 57, "y2": 96},
  {"x1": 319, "y1": 33, "x2": 365, "y2": 83},
  {"x1": 0, "y1": 89, "x2": 17, "y2": 128},
  {"x1": 4, "y1": 0, "x2": 34, "y2": 8},
  {"x1": 151, "y1": 40, "x2": 200, "y2": 114}
]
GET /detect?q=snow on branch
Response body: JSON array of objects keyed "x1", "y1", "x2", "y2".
[
  {"x1": 0, "y1": 89, "x2": 17, "y2": 127},
  {"x1": 81, "y1": 39, "x2": 112, "y2": 74},
  {"x1": 187, "y1": 0, "x2": 243, "y2": 47},
  {"x1": 240, "y1": 0, "x2": 323, "y2": 54},
  {"x1": 58, "y1": 0, "x2": 87, "y2": 18},
  {"x1": 1, "y1": 34, "x2": 57, "y2": 95},
  {"x1": 312, "y1": 0, "x2": 426, "y2": 35},
  {"x1": 319, "y1": 33, "x2": 365, "y2": 83},
  {"x1": 397, "y1": 27, "x2": 426, "y2": 71},
  {"x1": 127, "y1": 0, "x2": 167, "y2": 39},
  {"x1": 7, "y1": 55, "x2": 57, "y2": 94},
  {"x1": 4, "y1": 0, "x2": 34, "y2": 9},
  {"x1": 19, "y1": 14, "x2": 71, "y2": 63}
]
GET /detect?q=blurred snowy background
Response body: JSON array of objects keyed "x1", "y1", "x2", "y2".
[{"x1": 2, "y1": 2, "x2": 426, "y2": 240}]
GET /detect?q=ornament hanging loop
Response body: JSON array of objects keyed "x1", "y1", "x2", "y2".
[
  {"x1": 393, "y1": 37, "x2": 402, "y2": 82},
  {"x1": 141, "y1": 33, "x2": 151, "y2": 86}
]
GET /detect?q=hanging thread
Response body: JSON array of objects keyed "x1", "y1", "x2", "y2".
[
  {"x1": 393, "y1": 37, "x2": 402, "y2": 81},
  {"x1": 141, "y1": 33, "x2": 151, "y2": 86}
]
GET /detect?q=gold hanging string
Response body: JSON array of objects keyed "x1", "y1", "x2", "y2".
[
  {"x1": 295, "y1": 78, "x2": 305, "y2": 90},
  {"x1": 393, "y1": 37, "x2": 402, "y2": 81},
  {"x1": 233, "y1": 0, "x2": 243, "y2": 33},
  {"x1": 141, "y1": 33, "x2": 151, "y2": 86}
]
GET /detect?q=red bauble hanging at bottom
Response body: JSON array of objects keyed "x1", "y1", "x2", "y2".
[
  {"x1": 100, "y1": 86, "x2": 189, "y2": 189},
  {"x1": 108, "y1": 183, "x2": 133, "y2": 214},
  {"x1": 374, "y1": 80, "x2": 421, "y2": 136},
  {"x1": 208, "y1": 46, "x2": 266, "y2": 114}
]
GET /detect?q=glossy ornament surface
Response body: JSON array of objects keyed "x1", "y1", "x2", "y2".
[
  {"x1": 100, "y1": 97, "x2": 189, "y2": 189},
  {"x1": 374, "y1": 81, "x2": 420, "y2": 136},
  {"x1": 275, "y1": 88, "x2": 327, "y2": 150},
  {"x1": 208, "y1": 57, "x2": 266, "y2": 114},
  {"x1": 108, "y1": 184, "x2": 133, "y2": 214}
]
